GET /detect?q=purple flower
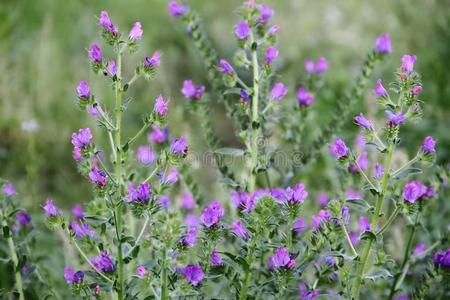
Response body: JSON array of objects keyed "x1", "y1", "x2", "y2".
[
  {"x1": 180, "y1": 228, "x2": 197, "y2": 247},
  {"x1": 157, "y1": 195, "x2": 170, "y2": 208},
  {"x1": 200, "y1": 200, "x2": 225, "y2": 228},
  {"x1": 107, "y1": 60, "x2": 117, "y2": 76},
  {"x1": 129, "y1": 22, "x2": 143, "y2": 40},
  {"x1": 270, "y1": 82, "x2": 288, "y2": 101},
  {"x1": 265, "y1": 46, "x2": 279, "y2": 64},
  {"x1": 349, "y1": 231, "x2": 360, "y2": 247},
  {"x1": 285, "y1": 183, "x2": 308, "y2": 205},
  {"x1": 64, "y1": 266, "x2": 84, "y2": 284},
  {"x1": 393, "y1": 295, "x2": 409, "y2": 300},
  {"x1": 144, "y1": 51, "x2": 160, "y2": 69},
  {"x1": 299, "y1": 282, "x2": 319, "y2": 300},
  {"x1": 402, "y1": 54, "x2": 417, "y2": 74},
  {"x1": 304, "y1": 60, "x2": 315, "y2": 74},
  {"x1": 91, "y1": 251, "x2": 115, "y2": 273},
  {"x1": 375, "y1": 33, "x2": 392, "y2": 54},
  {"x1": 217, "y1": 59, "x2": 234, "y2": 75},
  {"x1": 258, "y1": 4, "x2": 274, "y2": 25},
  {"x1": 433, "y1": 249, "x2": 450, "y2": 268},
  {"x1": 2, "y1": 182, "x2": 16, "y2": 196},
  {"x1": 374, "y1": 164, "x2": 384, "y2": 178},
  {"x1": 72, "y1": 204, "x2": 84, "y2": 219},
  {"x1": 231, "y1": 220, "x2": 250, "y2": 240},
  {"x1": 296, "y1": 88, "x2": 315, "y2": 106},
  {"x1": 403, "y1": 181, "x2": 427, "y2": 203},
  {"x1": 314, "y1": 57, "x2": 328, "y2": 73},
  {"x1": 411, "y1": 85, "x2": 422, "y2": 95},
  {"x1": 385, "y1": 110, "x2": 405, "y2": 126},
  {"x1": 230, "y1": 191, "x2": 254, "y2": 212},
  {"x1": 16, "y1": 211, "x2": 31, "y2": 226},
  {"x1": 210, "y1": 249, "x2": 223, "y2": 266},
  {"x1": 268, "y1": 247, "x2": 295, "y2": 270},
  {"x1": 136, "y1": 266, "x2": 147, "y2": 278},
  {"x1": 317, "y1": 192, "x2": 328, "y2": 206},
  {"x1": 359, "y1": 216, "x2": 370, "y2": 233},
  {"x1": 353, "y1": 113, "x2": 373, "y2": 130},
  {"x1": 346, "y1": 188, "x2": 363, "y2": 200},
  {"x1": 311, "y1": 210, "x2": 331, "y2": 231},
  {"x1": 76, "y1": 80, "x2": 90, "y2": 99},
  {"x1": 178, "y1": 264, "x2": 204, "y2": 286},
  {"x1": 70, "y1": 221, "x2": 95, "y2": 238},
  {"x1": 170, "y1": 135, "x2": 188, "y2": 155},
  {"x1": 71, "y1": 128, "x2": 92, "y2": 149},
  {"x1": 181, "y1": 80, "x2": 205, "y2": 100},
  {"x1": 73, "y1": 147, "x2": 82, "y2": 161},
  {"x1": 168, "y1": 1, "x2": 189, "y2": 17},
  {"x1": 87, "y1": 105, "x2": 100, "y2": 117},
  {"x1": 128, "y1": 183, "x2": 152, "y2": 204},
  {"x1": 349, "y1": 151, "x2": 369, "y2": 173},
  {"x1": 184, "y1": 214, "x2": 200, "y2": 229},
  {"x1": 181, "y1": 192, "x2": 196, "y2": 210},
  {"x1": 422, "y1": 136, "x2": 436, "y2": 154},
  {"x1": 341, "y1": 206, "x2": 350, "y2": 225},
  {"x1": 99, "y1": 11, "x2": 118, "y2": 35},
  {"x1": 159, "y1": 168, "x2": 179, "y2": 185},
  {"x1": 329, "y1": 137, "x2": 348, "y2": 158},
  {"x1": 292, "y1": 217, "x2": 307, "y2": 234},
  {"x1": 89, "y1": 165, "x2": 108, "y2": 186},
  {"x1": 137, "y1": 145, "x2": 156, "y2": 165},
  {"x1": 43, "y1": 199, "x2": 59, "y2": 217},
  {"x1": 414, "y1": 243, "x2": 426, "y2": 255},
  {"x1": 268, "y1": 24, "x2": 279, "y2": 35},
  {"x1": 88, "y1": 44, "x2": 102, "y2": 62},
  {"x1": 235, "y1": 21, "x2": 251, "y2": 40},
  {"x1": 373, "y1": 79, "x2": 388, "y2": 97},
  {"x1": 154, "y1": 95, "x2": 168, "y2": 117},
  {"x1": 149, "y1": 125, "x2": 169, "y2": 144},
  {"x1": 240, "y1": 89, "x2": 251, "y2": 103}
]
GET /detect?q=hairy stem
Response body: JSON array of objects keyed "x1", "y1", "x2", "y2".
[
  {"x1": 239, "y1": 239, "x2": 257, "y2": 300},
  {"x1": 161, "y1": 246, "x2": 168, "y2": 300},
  {"x1": 340, "y1": 219, "x2": 358, "y2": 258},
  {"x1": 377, "y1": 206, "x2": 400, "y2": 236}
]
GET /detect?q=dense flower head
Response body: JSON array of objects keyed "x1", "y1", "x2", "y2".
[
  {"x1": 385, "y1": 110, "x2": 405, "y2": 126},
  {"x1": 88, "y1": 44, "x2": 102, "y2": 62},
  {"x1": 433, "y1": 248, "x2": 450, "y2": 268},
  {"x1": 136, "y1": 266, "x2": 147, "y2": 278},
  {"x1": 265, "y1": 46, "x2": 279, "y2": 64},
  {"x1": 168, "y1": 1, "x2": 189, "y2": 17},
  {"x1": 181, "y1": 192, "x2": 196, "y2": 210},
  {"x1": 422, "y1": 136, "x2": 436, "y2": 154},
  {"x1": 311, "y1": 210, "x2": 331, "y2": 231},
  {"x1": 230, "y1": 191, "x2": 254, "y2": 212},
  {"x1": 304, "y1": 59, "x2": 315, "y2": 73},
  {"x1": 235, "y1": 20, "x2": 251, "y2": 40},
  {"x1": 354, "y1": 113, "x2": 373, "y2": 130},
  {"x1": 43, "y1": 199, "x2": 59, "y2": 217},
  {"x1": 91, "y1": 251, "x2": 115, "y2": 273},
  {"x1": 296, "y1": 88, "x2": 315, "y2": 106},
  {"x1": 70, "y1": 221, "x2": 95, "y2": 238},
  {"x1": 129, "y1": 22, "x2": 143, "y2": 40},
  {"x1": 268, "y1": 247, "x2": 295, "y2": 270},
  {"x1": 154, "y1": 95, "x2": 168, "y2": 116},
  {"x1": 314, "y1": 57, "x2": 328, "y2": 73},
  {"x1": 107, "y1": 60, "x2": 117, "y2": 76},
  {"x1": 403, "y1": 180, "x2": 428, "y2": 203},
  {"x1": 64, "y1": 266, "x2": 84, "y2": 284},
  {"x1": 270, "y1": 82, "x2": 288, "y2": 101},
  {"x1": 170, "y1": 135, "x2": 188, "y2": 155},
  {"x1": 89, "y1": 165, "x2": 108, "y2": 186},
  {"x1": 144, "y1": 51, "x2": 160, "y2": 69},
  {"x1": 284, "y1": 183, "x2": 308, "y2": 205},
  {"x1": 178, "y1": 264, "x2": 204, "y2": 286},
  {"x1": 137, "y1": 145, "x2": 156, "y2": 165},
  {"x1": 257, "y1": 4, "x2": 274, "y2": 25},
  {"x1": 240, "y1": 89, "x2": 251, "y2": 103},
  {"x1": 181, "y1": 80, "x2": 205, "y2": 100},
  {"x1": 2, "y1": 182, "x2": 16, "y2": 196},
  {"x1": 71, "y1": 128, "x2": 92, "y2": 149},
  {"x1": 292, "y1": 217, "x2": 307, "y2": 234},
  {"x1": 16, "y1": 211, "x2": 31, "y2": 226},
  {"x1": 200, "y1": 200, "x2": 225, "y2": 228},
  {"x1": 411, "y1": 85, "x2": 422, "y2": 95},
  {"x1": 210, "y1": 249, "x2": 224, "y2": 266},
  {"x1": 414, "y1": 243, "x2": 426, "y2": 255},
  {"x1": 402, "y1": 54, "x2": 417, "y2": 74},
  {"x1": 329, "y1": 137, "x2": 348, "y2": 158},
  {"x1": 149, "y1": 125, "x2": 169, "y2": 144},
  {"x1": 217, "y1": 59, "x2": 234, "y2": 75},
  {"x1": 128, "y1": 183, "x2": 152, "y2": 204},
  {"x1": 76, "y1": 80, "x2": 91, "y2": 99},
  {"x1": 180, "y1": 228, "x2": 197, "y2": 247},
  {"x1": 375, "y1": 33, "x2": 392, "y2": 54},
  {"x1": 231, "y1": 220, "x2": 250, "y2": 240},
  {"x1": 374, "y1": 79, "x2": 388, "y2": 97},
  {"x1": 71, "y1": 204, "x2": 84, "y2": 219},
  {"x1": 99, "y1": 11, "x2": 118, "y2": 35}
]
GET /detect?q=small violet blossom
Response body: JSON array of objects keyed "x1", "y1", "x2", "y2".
[
  {"x1": 374, "y1": 79, "x2": 388, "y2": 97},
  {"x1": 129, "y1": 22, "x2": 143, "y2": 40},
  {"x1": 314, "y1": 57, "x2": 328, "y2": 73},
  {"x1": 154, "y1": 95, "x2": 168, "y2": 117},
  {"x1": 296, "y1": 88, "x2": 315, "y2": 106},
  {"x1": 170, "y1": 135, "x2": 188, "y2": 155},
  {"x1": 258, "y1": 4, "x2": 274, "y2": 25},
  {"x1": 231, "y1": 220, "x2": 250, "y2": 240},
  {"x1": 422, "y1": 136, "x2": 436, "y2": 154},
  {"x1": 217, "y1": 59, "x2": 234, "y2": 75},
  {"x1": 91, "y1": 251, "x2": 115, "y2": 273},
  {"x1": 128, "y1": 183, "x2": 151, "y2": 204},
  {"x1": 76, "y1": 80, "x2": 90, "y2": 99},
  {"x1": 64, "y1": 266, "x2": 84, "y2": 284},
  {"x1": 178, "y1": 264, "x2": 204, "y2": 286},
  {"x1": 385, "y1": 110, "x2": 405, "y2": 126},
  {"x1": 329, "y1": 137, "x2": 348, "y2": 158},
  {"x1": 181, "y1": 80, "x2": 205, "y2": 100},
  {"x1": 292, "y1": 217, "x2": 307, "y2": 234},
  {"x1": 180, "y1": 228, "x2": 197, "y2": 247},
  {"x1": 99, "y1": 11, "x2": 118, "y2": 35},
  {"x1": 144, "y1": 51, "x2": 160, "y2": 69},
  {"x1": 88, "y1": 44, "x2": 102, "y2": 62},
  {"x1": 43, "y1": 199, "x2": 59, "y2": 217},
  {"x1": 210, "y1": 249, "x2": 223, "y2": 266},
  {"x1": 268, "y1": 247, "x2": 295, "y2": 270},
  {"x1": 200, "y1": 200, "x2": 225, "y2": 228},
  {"x1": 2, "y1": 182, "x2": 16, "y2": 196},
  {"x1": 181, "y1": 192, "x2": 196, "y2": 210},
  {"x1": 375, "y1": 33, "x2": 392, "y2": 54},
  {"x1": 354, "y1": 113, "x2": 373, "y2": 130},
  {"x1": 107, "y1": 60, "x2": 117, "y2": 76},
  {"x1": 413, "y1": 243, "x2": 427, "y2": 255},
  {"x1": 71, "y1": 128, "x2": 92, "y2": 149},
  {"x1": 403, "y1": 180, "x2": 428, "y2": 203},
  {"x1": 149, "y1": 125, "x2": 169, "y2": 144},
  {"x1": 270, "y1": 82, "x2": 288, "y2": 101},
  {"x1": 265, "y1": 46, "x2": 279, "y2": 64},
  {"x1": 136, "y1": 266, "x2": 147, "y2": 278},
  {"x1": 235, "y1": 21, "x2": 250, "y2": 40},
  {"x1": 168, "y1": 1, "x2": 189, "y2": 17},
  {"x1": 89, "y1": 165, "x2": 108, "y2": 187},
  {"x1": 402, "y1": 54, "x2": 417, "y2": 74},
  {"x1": 433, "y1": 249, "x2": 450, "y2": 268},
  {"x1": 72, "y1": 204, "x2": 84, "y2": 219}
]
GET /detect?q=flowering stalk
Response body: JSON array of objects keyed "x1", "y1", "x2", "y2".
[{"x1": 340, "y1": 218, "x2": 358, "y2": 258}]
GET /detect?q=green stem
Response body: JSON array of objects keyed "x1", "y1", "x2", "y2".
[
  {"x1": 351, "y1": 143, "x2": 395, "y2": 299},
  {"x1": 128, "y1": 122, "x2": 152, "y2": 146},
  {"x1": 114, "y1": 48, "x2": 125, "y2": 300},
  {"x1": 377, "y1": 206, "x2": 400, "y2": 236},
  {"x1": 239, "y1": 238, "x2": 257, "y2": 300},
  {"x1": 340, "y1": 219, "x2": 358, "y2": 258},
  {"x1": 161, "y1": 247, "x2": 168, "y2": 300},
  {"x1": 248, "y1": 32, "x2": 260, "y2": 192},
  {"x1": 388, "y1": 213, "x2": 420, "y2": 300},
  {"x1": 353, "y1": 155, "x2": 378, "y2": 192},
  {"x1": 124, "y1": 215, "x2": 150, "y2": 257},
  {"x1": 392, "y1": 155, "x2": 419, "y2": 178}
]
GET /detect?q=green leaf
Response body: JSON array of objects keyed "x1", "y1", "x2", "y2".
[
  {"x1": 215, "y1": 148, "x2": 244, "y2": 156},
  {"x1": 364, "y1": 269, "x2": 393, "y2": 281},
  {"x1": 223, "y1": 88, "x2": 242, "y2": 96},
  {"x1": 360, "y1": 230, "x2": 377, "y2": 241},
  {"x1": 393, "y1": 168, "x2": 423, "y2": 179}
]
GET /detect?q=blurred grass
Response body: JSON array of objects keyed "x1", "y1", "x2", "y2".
[{"x1": 0, "y1": 0, "x2": 449, "y2": 211}]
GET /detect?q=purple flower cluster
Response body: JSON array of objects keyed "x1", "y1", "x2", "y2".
[
  {"x1": 91, "y1": 251, "x2": 115, "y2": 273},
  {"x1": 374, "y1": 79, "x2": 388, "y2": 97},
  {"x1": 292, "y1": 217, "x2": 307, "y2": 234},
  {"x1": 170, "y1": 135, "x2": 188, "y2": 156},
  {"x1": 296, "y1": 88, "x2": 315, "y2": 107},
  {"x1": 200, "y1": 200, "x2": 225, "y2": 228},
  {"x1": 43, "y1": 199, "x2": 59, "y2": 217},
  {"x1": 402, "y1": 181, "x2": 433, "y2": 203},
  {"x1": 181, "y1": 192, "x2": 196, "y2": 210},
  {"x1": 178, "y1": 264, "x2": 204, "y2": 286},
  {"x1": 99, "y1": 11, "x2": 118, "y2": 36},
  {"x1": 268, "y1": 247, "x2": 295, "y2": 270},
  {"x1": 168, "y1": 1, "x2": 189, "y2": 17},
  {"x1": 210, "y1": 249, "x2": 224, "y2": 266},
  {"x1": 180, "y1": 228, "x2": 197, "y2": 247},
  {"x1": 149, "y1": 125, "x2": 169, "y2": 144},
  {"x1": 235, "y1": 21, "x2": 250, "y2": 40},
  {"x1": 422, "y1": 136, "x2": 436, "y2": 153},
  {"x1": 154, "y1": 95, "x2": 168, "y2": 117},
  {"x1": 144, "y1": 51, "x2": 160, "y2": 70},
  {"x1": 257, "y1": 4, "x2": 274, "y2": 25},
  {"x1": 375, "y1": 33, "x2": 392, "y2": 54},
  {"x1": 304, "y1": 57, "x2": 328, "y2": 74},
  {"x1": 181, "y1": 80, "x2": 205, "y2": 100},
  {"x1": 434, "y1": 249, "x2": 450, "y2": 268},
  {"x1": 329, "y1": 138, "x2": 349, "y2": 158},
  {"x1": 2, "y1": 182, "x2": 16, "y2": 196},
  {"x1": 70, "y1": 221, "x2": 95, "y2": 238},
  {"x1": 270, "y1": 82, "x2": 288, "y2": 101},
  {"x1": 402, "y1": 54, "x2": 417, "y2": 74},
  {"x1": 231, "y1": 220, "x2": 250, "y2": 240},
  {"x1": 64, "y1": 266, "x2": 84, "y2": 284},
  {"x1": 311, "y1": 210, "x2": 331, "y2": 231},
  {"x1": 385, "y1": 110, "x2": 405, "y2": 126},
  {"x1": 72, "y1": 204, "x2": 84, "y2": 219},
  {"x1": 353, "y1": 113, "x2": 373, "y2": 130},
  {"x1": 265, "y1": 46, "x2": 279, "y2": 65},
  {"x1": 128, "y1": 183, "x2": 152, "y2": 204},
  {"x1": 71, "y1": 128, "x2": 92, "y2": 149},
  {"x1": 89, "y1": 165, "x2": 108, "y2": 186},
  {"x1": 217, "y1": 59, "x2": 234, "y2": 75},
  {"x1": 88, "y1": 44, "x2": 102, "y2": 62},
  {"x1": 129, "y1": 22, "x2": 143, "y2": 40},
  {"x1": 230, "y1": 191, "x2": 255, "y2": 212}
]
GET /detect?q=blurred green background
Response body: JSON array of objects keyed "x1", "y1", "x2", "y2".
[{"x1": 0, "y1": 0, "x2": 449, "y2": 212}]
